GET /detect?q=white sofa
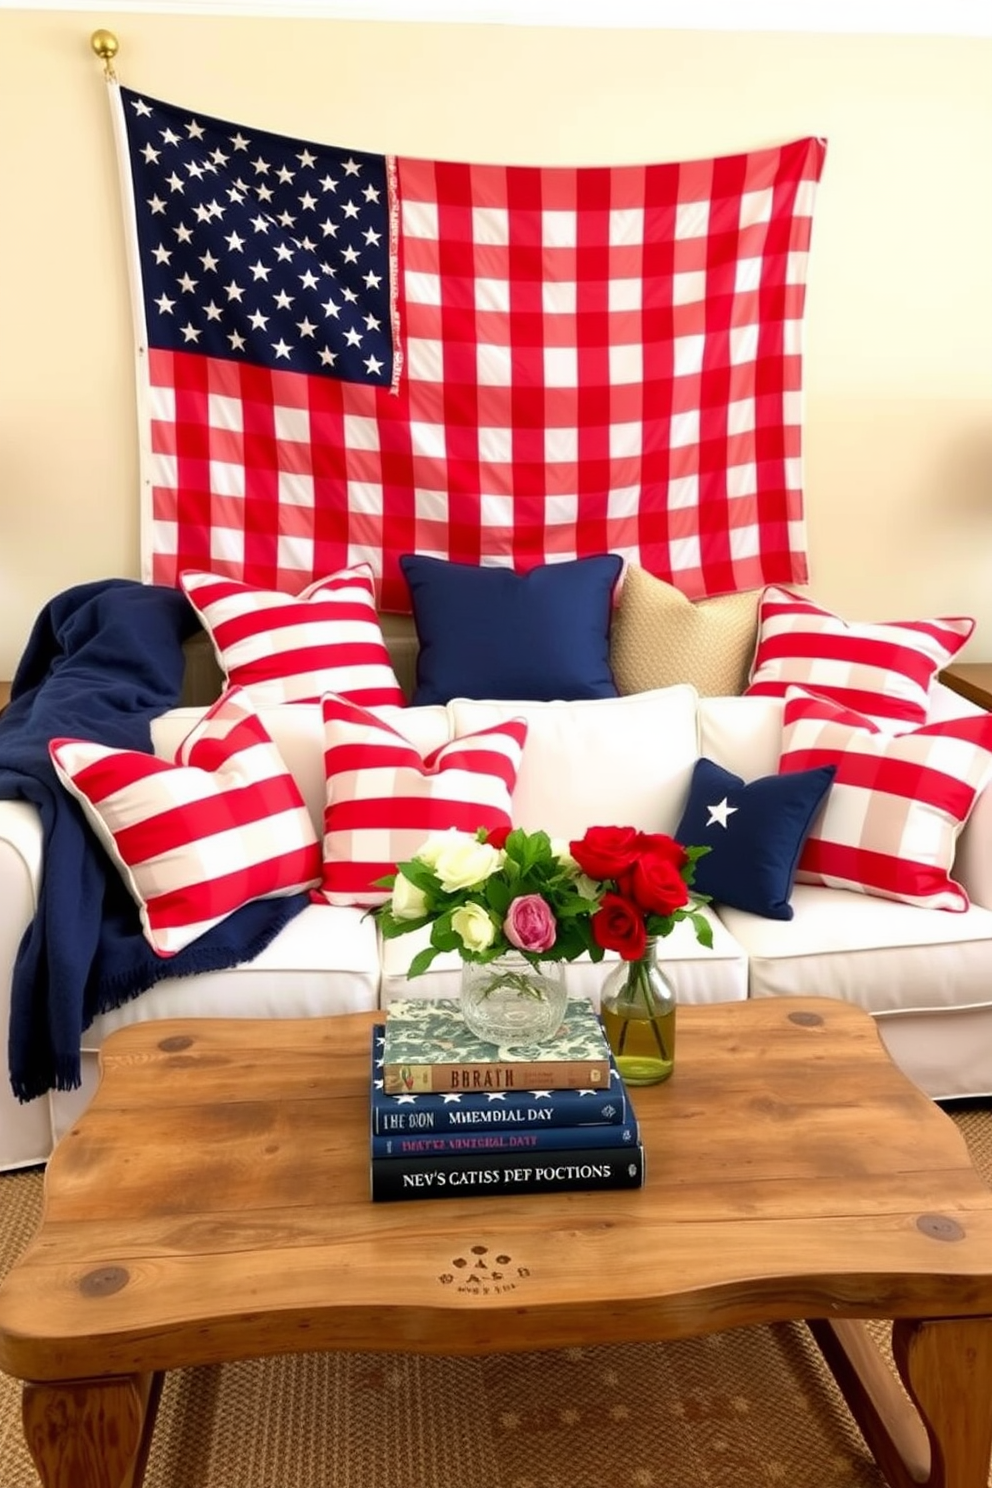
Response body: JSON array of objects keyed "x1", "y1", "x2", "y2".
[{"x1": 2, "y1": 666, "x2": 991, "y2": 1172}]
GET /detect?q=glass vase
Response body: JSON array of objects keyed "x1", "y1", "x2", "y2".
[
  {"x1": 459, "y1": 953, "x2": 568, "y2": 1047},
  {"x1": 599, "y1": 937, "x2": 676, "y2": 1086}
]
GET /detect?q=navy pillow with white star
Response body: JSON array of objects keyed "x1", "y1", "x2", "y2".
[{"x1": 674, "y1": 757, "x2": 836, "y2": 920}]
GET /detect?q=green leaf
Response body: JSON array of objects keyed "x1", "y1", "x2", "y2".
[
  {"x1": 406, "y1": 944, "x2": 441, "y2": 978},
  {"x1": 484, "y1": 877, "x2": 514, "y2": 915},
  {"x1": 399, "y1": 859, "x2": 442, "y2": 895},
  {"x1": 376, "y1": 911, "x2": 432, "y2": 940},
  {"x1": 430, "y1": 920, "x2": 462, "y2": 953},
  {"x1": 680, "y1": 843, "x2": 711, "y2": 889},
  {"x1": 505, "y1": 827, "x2": 552, "y2": 874},
  {"x1": 686, "y1": 909, "x2": 714, "y2": 948}
]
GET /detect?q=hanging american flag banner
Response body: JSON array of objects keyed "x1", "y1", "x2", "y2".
[{"x1": 111, "y1": 83, "x2": 825, "y2": 610}]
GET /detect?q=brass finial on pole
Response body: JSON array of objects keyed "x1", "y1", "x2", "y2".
[{"x1": 91, "y1": 29, "x2": 119, "y2": 79}]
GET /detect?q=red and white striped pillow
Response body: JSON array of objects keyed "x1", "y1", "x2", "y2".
[
  {"x1": 180, "y1": 564, "x2": 405, "y2": 709},
  {"x1": 747, "y1": 586, "x2": 973, "y2": 728},
  {"x1": 779, "y1": 686, "x2": 992, "y2": 910},
  {"x1": 318, "y1": 695, "x2": 527, "y2": 907},
  {"x1": 50, "y1": 688, "x2": 321, "y2": 956}
]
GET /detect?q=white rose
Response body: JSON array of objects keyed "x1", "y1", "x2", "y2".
[
  {"x1": 415, "y1": 828, "x2": 476, "y2": 869},
  {"x1": 391, "y1": 873, "x2": 429, "y2": 921},
  {"x1": 451, "y1": 902, "x2": 497, "y2": 953},
  {"x1": 551, "y1": 842, "x2": 598, "y2": 900},
  {"x1": 432, "y1": 838, "x2": 503, "y2": 892},
  {"x1": 551, "y1": 838, "x2": 579, "y2": 874}
]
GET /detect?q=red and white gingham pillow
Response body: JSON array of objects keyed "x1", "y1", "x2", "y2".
[
  {"x1": 180, "y1": 564, "x2": 405, "y2": 709},
  {"x1": 318, "y1": 695, "x2": 527, "y2": 907},
  {"x1": 50, "y1": 688, "x2": 321, "y2": 956},
  {"x1": 747, "y1": 586, "x2": 974, "y2": 728},
  {"x1": 779, "y1": 686, "x2": 992, "y2": 910}
]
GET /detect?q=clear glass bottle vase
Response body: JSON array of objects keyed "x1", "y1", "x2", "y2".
[{"x1": 599, "y1": 937, "x2": 676, "y2": 1086}]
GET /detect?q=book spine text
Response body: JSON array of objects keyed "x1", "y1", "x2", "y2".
[
  {"x1": 383, "y1": 1056, "x2": 611, "y2": 1095},
  {"x1": 370, "y1": 1145, "x2": 646, "y2": 1201},
  {"x1": 372, "y1": 1121, "x2": 640, "y2": 1159}
]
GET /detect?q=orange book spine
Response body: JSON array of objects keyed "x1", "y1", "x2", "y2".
[{"x1": 383, "y1": 1056, "x2": 611, "y2": 1095}]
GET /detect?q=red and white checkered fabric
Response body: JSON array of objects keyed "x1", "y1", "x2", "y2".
[
  {"x1": 318, "y1": 695, "x2": 527, "y2": 907},
  {"x1": 180, "y1": 565, "x2": 405, "y2": 708},
  {"x1": 748, "y1": 586, "x2": 974, "y2": 728},
  {"x1": 133, "y1": 127, "x2": 825, "y2": 607},
  {"x1": 49, "y1": 688, "x2": 321, "y2": 955},
  {"x1": 779, "y1": 687, "x2": 992, "y2": 910}
]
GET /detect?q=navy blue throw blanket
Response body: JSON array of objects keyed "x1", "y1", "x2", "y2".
[{"x1": 0, "y1": 578, "x2": 310, "y2": 1101}]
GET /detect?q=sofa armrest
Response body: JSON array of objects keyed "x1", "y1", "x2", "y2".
[
  {"x1": 0, "y1": 802, "x2": 63, "y2": 1169},
  {"x1": 956, "y1": 783, "x2": 992, "y2": 910},
  {"x1": 0, "y1": 801, "x2": 43, "y2": 1013},
  {"x1": 928, "y1": 679, "x2": 985, "y2": 723},
  {"x1": 0, "y1": 801, "x2": 43, "y2": 910},
  {"x1": 0, "y1": 801, "x2": 43, "y2": 1025},
  {"x1": 926, "y1": 681, "x2": 992, "y2": 908}
]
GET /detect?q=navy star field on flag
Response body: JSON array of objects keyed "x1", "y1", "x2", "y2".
[{"x1": 120, "y1": 86, "x2": 397, "y2": 388}]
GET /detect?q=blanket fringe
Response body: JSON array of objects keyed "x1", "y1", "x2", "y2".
[
  {"x1": 11, "y1": 1055, "x2": 83, "y2": 1105},
  {"x1": 89, "y1": 895, "x2": 307, "y2": 1019}
]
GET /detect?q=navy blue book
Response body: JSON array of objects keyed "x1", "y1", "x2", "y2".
[
  {"x1": 371, "y1": 1144, "x2": 646, "y2": 1202},
  {"x1": 372, "y1": 1116, "x2": 640, "y2": 1160},
  {"x1": 369, "y1": 1024, "x2": 628, "y2": 1136}
]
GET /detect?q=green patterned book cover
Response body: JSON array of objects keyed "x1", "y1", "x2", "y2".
[{"x1": 382, "y1": 998, "x2": 612, "y2": 1094}]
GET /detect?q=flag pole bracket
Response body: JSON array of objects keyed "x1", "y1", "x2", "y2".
[{"x1": 90, "y1": 29, "x2": 119, "y2": 79}]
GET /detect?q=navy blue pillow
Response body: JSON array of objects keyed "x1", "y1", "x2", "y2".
[
  {"x1": 400, "y1": 554, "x2": 623, "y2": 705},
  {"x1": 675, "y1": 756, "x2": 836, "y2": 920}
]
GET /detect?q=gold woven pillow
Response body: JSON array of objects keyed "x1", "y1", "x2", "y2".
[{"x1": 610, "y1": 566, "x2": 760, "y2": 697}]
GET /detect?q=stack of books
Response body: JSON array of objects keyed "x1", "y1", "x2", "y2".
[{"x1": 369, "y1": 996, "x2": 645, "y2": 1202}]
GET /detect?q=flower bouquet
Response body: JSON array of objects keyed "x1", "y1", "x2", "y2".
[{"x1": 375, "y1": 824, "x2": 712, "y2": 1051}]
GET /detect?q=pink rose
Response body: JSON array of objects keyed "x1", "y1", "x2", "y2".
[{"x1": 503, "y1": 894, "x2": 557, "y2": 953}]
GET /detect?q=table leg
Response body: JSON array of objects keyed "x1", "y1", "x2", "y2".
[
  {"x1": 22, "y1": 1372, "x2": 163, "y2": 1488},
  {"x1": 809, "y1": 1316, "x2": 992, "y2": 1488},
  {"x1": 892, "y1": 1317, "x2": 992, "y2": 1488}
]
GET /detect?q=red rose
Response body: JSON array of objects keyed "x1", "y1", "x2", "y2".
[
  {"x1": 591, "y1": 892, "x2": 647, "y2": 961},
  {"x1": 569, "y1": 825, "x2": 641, "y2": 881},
  {"x1": 483, "y1": 825, "x2": 511, "y2": 850},
  {"x1": 636, "y1": 833, "x2": 688, "y2": 872},
  {"x1": 624, "y1": 853, "x2": 689, "y2": 918}
]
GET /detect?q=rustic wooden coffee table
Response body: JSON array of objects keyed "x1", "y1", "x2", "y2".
[{"x1": 1, "y1": 998, "x2": 991, "y2": 1488}]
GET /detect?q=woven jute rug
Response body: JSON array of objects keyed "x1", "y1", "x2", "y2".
[{"x1": 1, "y1": 1105, "x2": 990, "y2": 1488}]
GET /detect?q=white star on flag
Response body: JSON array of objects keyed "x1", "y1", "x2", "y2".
[{"x1": 706, "y1": 797, "x2": 739, "y2": 829}]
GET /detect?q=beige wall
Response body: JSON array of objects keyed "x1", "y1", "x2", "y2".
[{"x1": 1, "y1": 9, "x2": 990, "y2": 676}]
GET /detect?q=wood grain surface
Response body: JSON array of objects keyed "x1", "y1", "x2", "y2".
[
  {"x1": 2, "y1": 998, "x2": 990, "y2": 1376},
  {"x1": 2, "y1": 999, "x2": 992, "y2": 1488}
]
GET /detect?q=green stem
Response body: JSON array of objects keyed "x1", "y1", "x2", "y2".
[
  {"x1": 479, "y1": 968, "x2": 546, "y2": 1000},
  {"x1": 616, "y1": 945, "x2": 671, "y2": 1063}
]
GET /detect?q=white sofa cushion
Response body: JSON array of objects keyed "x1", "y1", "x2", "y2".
[
  {"x1": 83, "y1": 903, "x2": 379, "y2": 1047},
  {"x1": 719, "y1": 883, "x2": 992, "y2": 1016},
  {"x1": 698, "y1": 694, "x2": 785, "y2": 781},
  {"x1": 447, "y1": 686, "x2": 699, "y2": 839}
]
